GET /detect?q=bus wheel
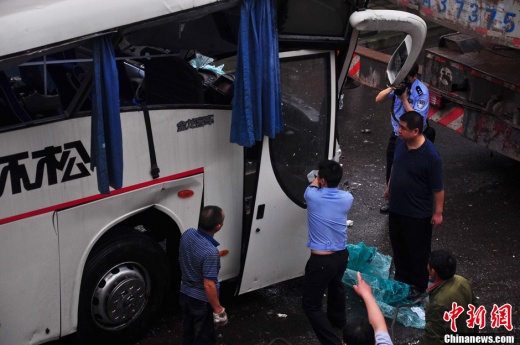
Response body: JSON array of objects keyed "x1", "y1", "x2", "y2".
[{"x1": 78, "y1": 228, "x2": 170, "y2": 344}]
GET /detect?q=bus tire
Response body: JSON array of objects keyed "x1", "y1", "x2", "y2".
[{"x1": 77, "y1": 228, "x2": 170, "y2": 344}]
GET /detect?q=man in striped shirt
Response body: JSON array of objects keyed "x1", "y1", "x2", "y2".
[{"x1": 179, "y1": 205, "x2": 228, "y2": 345}]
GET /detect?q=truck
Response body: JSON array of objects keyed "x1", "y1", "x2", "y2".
[
  {"x1": 349, "y1": 0, "x2": 520, "y2": 161},
  {"x1": 0, "y1": 0, "x2": 426, "y2": 344}
]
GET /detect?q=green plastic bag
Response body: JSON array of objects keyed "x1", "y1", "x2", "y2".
[{"x1": 343, "y1": 242, "x2": 426, "y2": 329}]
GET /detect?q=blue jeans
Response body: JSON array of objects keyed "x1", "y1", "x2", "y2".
[
  {"x1": 179, "y1": 292, "x2": 216, "y2": 345},
  {"x1": 302, "y1": 249, "x2": 349, "y2": 345}
]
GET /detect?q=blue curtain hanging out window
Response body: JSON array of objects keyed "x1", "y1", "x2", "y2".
[
  {"x1": 230, "y1": 0, "x2": 283, "y2": 147},
  {"x1": 91, "y1": 36, "x2": 123, "y2": 194}
]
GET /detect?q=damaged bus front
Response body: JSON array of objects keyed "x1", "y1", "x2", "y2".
[{"x1": 0, "y1": 1, "x2": 425, "y2": 343}]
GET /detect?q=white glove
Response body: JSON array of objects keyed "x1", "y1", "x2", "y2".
[
  {"x1": 213, "y1": 307, "x2": 228, "y2": 327},
  {"x1": 307, "y1": 170, "x2": 318, "y2": 183}
]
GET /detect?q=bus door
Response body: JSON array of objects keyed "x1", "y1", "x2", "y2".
[{"x1": 239, "y1": 50, "x2": 338, "y2": 294}]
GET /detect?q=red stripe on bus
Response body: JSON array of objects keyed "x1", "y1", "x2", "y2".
[
  {"x1": 0, "y1": 167, "x2": 204, "y2": 225},
  {"x1": 438, "y1": 107, "x2": 464, "y2": 126}
]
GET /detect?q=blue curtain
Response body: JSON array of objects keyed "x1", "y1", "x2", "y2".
[
  {"x1": 91, "y1": 36, "x2": 123, "y2": 194},
  {"x1": 230, "y1": 0, "x2": 283, "y2": 147}
]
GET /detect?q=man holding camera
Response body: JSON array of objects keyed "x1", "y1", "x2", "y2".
[{"x1": 375, "y1": 62, "x2": 429, "y2": 214}]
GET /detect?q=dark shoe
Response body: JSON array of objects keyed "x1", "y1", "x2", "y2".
[
  {"x1": 380, "y1": 203, "x2": 390, "y2": 214},
  {"x1": 407, "y1": 286, "x2": 426, "y2": 300}
]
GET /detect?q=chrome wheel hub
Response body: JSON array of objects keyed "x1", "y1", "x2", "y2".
[{"x1": 91, "y1": 262, "x2": 150, "y2": 330}]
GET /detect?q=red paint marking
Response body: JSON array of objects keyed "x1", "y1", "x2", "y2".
[
  {"x1": 475, "y1": 27, "x2": 488, "y2": 35},
  {"x1": 438, "y1": 107, "x2": 464, "y2": 126},
  {"x1": 0, "y1": 167, "x2": 204, "y2": 225},
  {"x1": 513, "y1": 38, "x2": 520, "y2": 46},
  {"x1": 456, "y1": 127, "x2": 463, "y2": 133},
  {"x1": 348, "y1": 61, "x2": 360, "y2": 76},
  {"x1": 429, "y1": 95, "x2": 441, "y2": 107},
  {"x1": 422, "y1": 7, "x2": 433, "y2": 15},
  {"x1": 471, "y1": 70, "x2": 482, "y2": 77},
  {"x1": 428, "y1": 107, "x2": 437, "y2": 119},
  {"x1": 448, "y1": 91, "x2": 458, "y2": 98},
  {"x1": 348, "y1": 55, "x2": 360, "y2": 77},
  {"x1": 471, "y1": 70, "x2": 505, "y2": 86}
]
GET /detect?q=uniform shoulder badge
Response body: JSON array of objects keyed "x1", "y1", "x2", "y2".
[{"x1": 416, "y1": 86, "x2": 423, "y2": 96}]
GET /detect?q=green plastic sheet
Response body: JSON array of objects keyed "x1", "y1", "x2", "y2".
[{"x1": 343, "y1": 242, "x2": 426, "y2": 329}]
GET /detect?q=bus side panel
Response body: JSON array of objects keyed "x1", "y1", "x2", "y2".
[
  {"x1": 0, "y1": 216, "x2": 60, "y2": 345},
  {"x1": 57, "y1": 175, "x2": 203, "y2": 336},
  {"x1": 0, "y1": 118, "x2": 96, "y2": 345},
  {"x1": 0, "y1": 118, "x2": 99, "y2": 222},
  {"x1": 56, "y1": 108, "x2": 242, "y2": 334},
  {"x1": 150, "y1": 109, "x2": 244, "y2": 281},
  {"x1": 0, "y1": 107, "x2": 243, "y2": 340}
]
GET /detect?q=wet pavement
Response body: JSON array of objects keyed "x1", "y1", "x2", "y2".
[
  {"x1": 128, "y1": 85, "x2": 520, "y2": 345},
  {"x1": 56, "y1": 84, "x2": 520, "y2": 345}
]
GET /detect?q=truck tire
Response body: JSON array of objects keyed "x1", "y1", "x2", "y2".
[{"x1": 77, "y1": 227, "x2": 170, "y2": 344}]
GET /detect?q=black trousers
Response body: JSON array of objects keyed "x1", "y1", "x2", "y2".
[
  {"x1": 389, "y1": 212, "x2": 432, "y2": 292},
  {"x1": 386, "y1": 133, "x2": 398, "y2": 184},
  {"x1": 179, "y1": 292, "x2": 216, "y2": 345},
  {"x1": 302, "y1": 249, "x2": 349, "y2": 345}
]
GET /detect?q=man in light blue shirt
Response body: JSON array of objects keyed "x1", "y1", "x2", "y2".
[{"x1": 303, "y1": 160, "x2": 354, "y2": 345}]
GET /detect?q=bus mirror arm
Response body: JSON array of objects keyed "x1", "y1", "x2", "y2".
[{"x1": 349, "y1": 10, "x2": 427, "y2": 87}]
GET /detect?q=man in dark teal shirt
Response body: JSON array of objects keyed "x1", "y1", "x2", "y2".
[{"x1": 384, "y1": 111, "x2": 444, "y2": 298}]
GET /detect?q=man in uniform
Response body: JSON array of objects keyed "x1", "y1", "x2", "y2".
[{"x1": 303, "y1": 160, "x2": 354, "y2": 345}]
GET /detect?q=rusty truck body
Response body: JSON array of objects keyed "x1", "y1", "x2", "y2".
[{"x1": 350, "y1": 0, "x2": 520, "y2": 161}]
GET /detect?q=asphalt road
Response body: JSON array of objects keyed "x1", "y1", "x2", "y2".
[
  {"x1": 128, "y1": 85, "x2": 520, "y2": 345},
  {"x1": 55, "y1": 84, "x2": 519, "y2": 345}
]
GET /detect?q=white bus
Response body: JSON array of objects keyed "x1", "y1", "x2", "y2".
[{"x1": 0, "y1": 0, "x2": 425, "y2": 344}]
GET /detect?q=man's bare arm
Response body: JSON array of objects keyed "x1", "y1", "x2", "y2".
[
  {"x1": 376, "y1": 87, "x2": 394, "y2": 103},
  {"x1": 353, "y1": 272, "x2": 388, "y2": 333},
  {"x1": 204, "y1": 278, "x2": 223, "y2": 313},
  {"x1": 431, "y1": 190, "x2": 444, "y2": 228}
]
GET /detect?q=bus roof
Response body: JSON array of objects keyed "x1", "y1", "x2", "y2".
[{"x1": 0, "y1": 0, "x2": 218, "y2": 57}]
